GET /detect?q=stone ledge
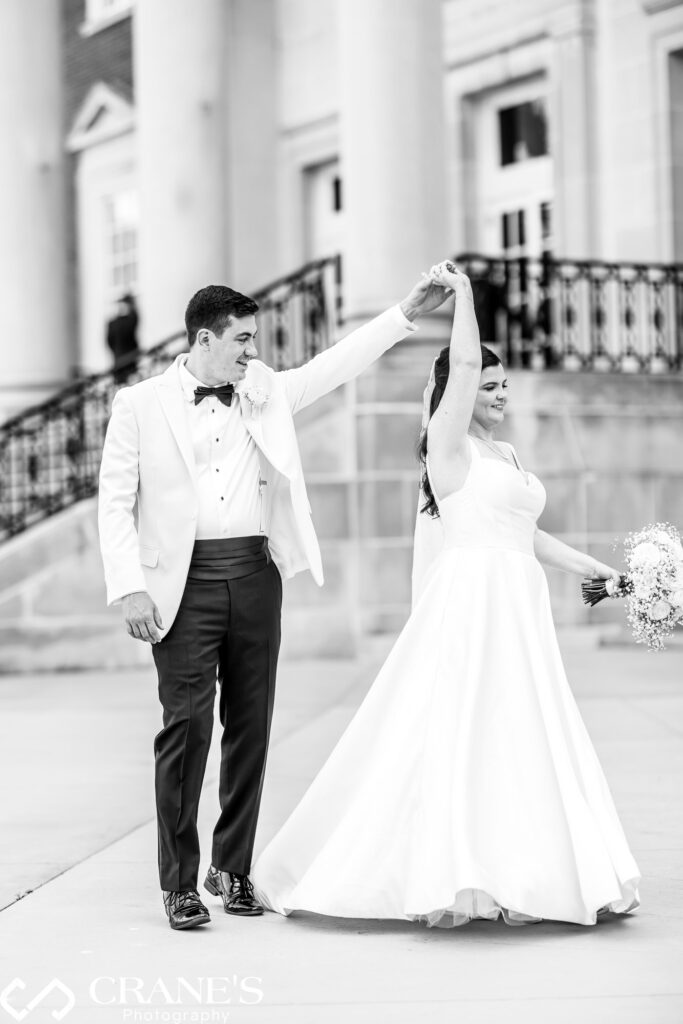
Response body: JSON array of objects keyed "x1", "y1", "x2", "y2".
[{"x1": 0, "y1": 498, "x2": 99, "y2": 596}]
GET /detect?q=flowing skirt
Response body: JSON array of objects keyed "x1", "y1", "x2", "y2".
[{"x1": 252, "y1": 547, "x2": 640, "y2": 927}]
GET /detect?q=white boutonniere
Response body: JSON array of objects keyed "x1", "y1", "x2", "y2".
[{"x1": 238, "y1": 384, "x2": 270, "y2": 415}]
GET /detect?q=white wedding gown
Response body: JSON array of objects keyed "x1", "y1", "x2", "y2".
[{"x1": 252, "y1": 438, "x2": 640, "y2": 927}]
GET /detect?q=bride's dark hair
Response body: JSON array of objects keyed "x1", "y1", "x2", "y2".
[{"x1": 417, "y1": 344, "x2": 502, "y2": 518}]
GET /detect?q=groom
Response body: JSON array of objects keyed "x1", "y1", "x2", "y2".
[{"x1": 98, "y1": 271, "x2": 449, "y2": 930}]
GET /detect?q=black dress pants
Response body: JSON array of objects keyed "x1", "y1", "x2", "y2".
[{"x1": 151, "y1": 537, "x2": 282, "y2": 892}]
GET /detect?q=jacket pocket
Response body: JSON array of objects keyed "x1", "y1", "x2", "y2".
[{"x1": 139, "y1": 545, "x2": 159, "y2": 568}]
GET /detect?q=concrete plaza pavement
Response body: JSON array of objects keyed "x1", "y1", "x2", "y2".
[{"x1": 0, "y1": 636, "x2": 682, "y2": 1023}]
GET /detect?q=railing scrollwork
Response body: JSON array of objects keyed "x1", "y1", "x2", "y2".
[
  {"x1": 0, "y1": 255, "x2": 342, "y2": 542},
  {"x1": 457, "y1": 253, "x2": 683, "y2": 373}
]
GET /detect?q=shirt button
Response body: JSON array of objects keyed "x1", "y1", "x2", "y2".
[{"x1": 221, "y1": 497, "x2": 224, "y2": 501}]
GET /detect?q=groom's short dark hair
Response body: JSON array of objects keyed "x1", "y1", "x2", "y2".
[{"x1": 185, "y1": 285, "x2": 259, "y2": 346}]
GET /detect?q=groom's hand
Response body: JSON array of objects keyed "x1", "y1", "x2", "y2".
[
  {"x1": 399, "y1": 268, "x2": 453, "y2": 322},
  {"x1": 122, "y1": 591, "x2": 164, "y2": 643}
]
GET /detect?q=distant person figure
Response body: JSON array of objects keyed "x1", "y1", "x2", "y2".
[{"x1": 107, "y1": 294, "x2": 139, "y2": 384}]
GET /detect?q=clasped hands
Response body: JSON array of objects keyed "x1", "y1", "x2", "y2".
[{"x1": 400, "y1": 260, "x2": 472, "y2": 321}]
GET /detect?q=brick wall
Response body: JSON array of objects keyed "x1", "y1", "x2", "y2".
[{"x1": 61, "y1": 0, "x2": 134, "y2": 128}]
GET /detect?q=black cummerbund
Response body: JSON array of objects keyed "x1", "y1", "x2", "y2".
[{"x1": 187, "y1": 536, "x2": 271, "y2": 581}]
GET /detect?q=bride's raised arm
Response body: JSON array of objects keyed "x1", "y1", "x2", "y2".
[{"x1": 426, "y1": 263, "x2": 481, "y2": 495}]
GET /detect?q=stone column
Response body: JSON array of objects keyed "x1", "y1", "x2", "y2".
[
  {"x1": 337, "y1": 0, "x2": 449, "y2": 319},
  {"x1": 0, "y1": 0, "x2": 68, "y2": 415},
  {"x1": 336, "y1": 0, "x2": 450, "y2": 650},
  {"x1": 669, "y1": 51, "x2": 683, "y2": 261},
  {"x1": 223, "y1": 0, "x2": 279, "y2": 292},
  {"x1": 134, "y1": 0, "x2": 229, "y2": 344},
  {"x1": 550, "y1": 4, "x2": 598, "y2": 259}
]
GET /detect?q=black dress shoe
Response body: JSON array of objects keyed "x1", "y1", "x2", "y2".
[
  {"x1": 162, "y1": 889, "x2": 211, "y2": 930},
  {"x1": 204, "y1": 865, "x2": 263, "y2": 916}
]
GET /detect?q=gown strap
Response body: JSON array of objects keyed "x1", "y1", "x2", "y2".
[
  {"x1": 467, "y1": 435, "x2": 481, "y2": 461},
  {"x1": 504, "y1": 442, "x2": 525, "y2": 472},
  {"x1": 427, "y1": 439, "x2": 478, "y2": 507}
]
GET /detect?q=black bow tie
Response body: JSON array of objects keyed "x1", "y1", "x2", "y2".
[{"x1": 194, "y1": 383, "x2": 235, "y2": 407}]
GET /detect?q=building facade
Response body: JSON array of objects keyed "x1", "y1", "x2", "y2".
[
  {"x1": 3, "y1": 0, "x2": 683, "y2": 405},
  {"x1": 1, "y1": 0, "x2": 682, "y2": 667}
]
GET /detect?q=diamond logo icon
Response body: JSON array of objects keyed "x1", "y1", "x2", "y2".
[{"x1": 0, "y1": 979, "x2": 76, "y2": 1021}]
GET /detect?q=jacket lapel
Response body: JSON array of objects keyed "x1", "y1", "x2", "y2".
[
  {"x1": 152, "y1": 356, "x2": 298, "y2": 483},
  {"x1": 153, "y1": 357, "x2": 198, "y2": 485},
  {"x1": 237, "y1": 363, "x2": 299, "y2": 479}
]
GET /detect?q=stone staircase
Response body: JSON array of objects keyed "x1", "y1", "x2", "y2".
[
  {"x1": 3, "y1": 331, "x2": 683, "y2": 672},
  {"x1": 0, "y1": 329, "x2": 443, "y2": 672},
  {"x1": 3, "y1": 256, "x2": 683, "y2": 671}
]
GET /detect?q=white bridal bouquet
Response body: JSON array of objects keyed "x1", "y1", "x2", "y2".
[{"x1": 582, "y1": 523, "x2": 683, "y2": 650}]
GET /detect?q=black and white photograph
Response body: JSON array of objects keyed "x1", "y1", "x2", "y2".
[{"x1": 1, "y1": 0, "x2": 682, "y2": 1021}]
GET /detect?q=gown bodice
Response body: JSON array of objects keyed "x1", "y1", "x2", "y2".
[{"x1": 429, "y1": 437, "x2": 547, "y2": 557}]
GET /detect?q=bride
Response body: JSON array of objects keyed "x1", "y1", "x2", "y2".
[{"x1": 252, "y1": 261, "x2": 640, "y2": 927}]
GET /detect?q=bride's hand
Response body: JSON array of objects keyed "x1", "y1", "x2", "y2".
[
  {"x1": 588, "y1": 559, "x2": 622, "y2": 586},
  {"x1": 399, "y1": 271, "x2": 453, "y2": 320},
  {"x1": 429, "y1": 261, "x2": 473, "y2": 300}
]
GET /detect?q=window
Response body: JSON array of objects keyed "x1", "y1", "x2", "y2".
[
  {"x1": 304, "y1": 160, "x2": 344, "y2": 261},
  {"x1": 498, "y1": 100, "x2": 549, "y2": 166},
  {"x1": 502, "y1": 210, "x2": 526, "y2": 252},
  {"x1": 501, "y1": 204, "x2": 553, "y2": 257},
  {"x1": 103, "y1": 191, "x2": 138, "y2": 302},
  {"x1": 333, "y1": 176, "x2": 343, "y2": 213},
  {"x1": 540, "y1": 201, "x2": 552, "y2": 241},
  {"x1": 540, "y1": 200, "x2": 553, "y2": 254}
]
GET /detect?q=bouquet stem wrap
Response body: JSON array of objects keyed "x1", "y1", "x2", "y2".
[{"x1": 581, "y1": 574, "x2": 631, "y2": 607}]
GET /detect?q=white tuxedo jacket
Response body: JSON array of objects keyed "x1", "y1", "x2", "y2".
[{"x1": 98, "y1": 305, "x2": 417, "y2": 637}]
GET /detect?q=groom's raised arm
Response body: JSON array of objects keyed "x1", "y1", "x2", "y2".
[
  {"x1": 279, "y1": 272, "x2": 450, "y2": 415},
  {"x1": 280, "y1": 305, "x2": 415, "y2": 415}
]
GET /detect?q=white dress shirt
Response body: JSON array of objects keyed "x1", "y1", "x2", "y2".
[{"x1": 178, "y1": 356, "x2": 264, "y2": 539}]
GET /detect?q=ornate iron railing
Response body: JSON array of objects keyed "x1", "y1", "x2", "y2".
[
  {"x1": 0, "y1": 255, "x2": 342, "y2": 542},
  {"x1": 456, "y1": 253, "x2": 683, "y2": 372}
]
